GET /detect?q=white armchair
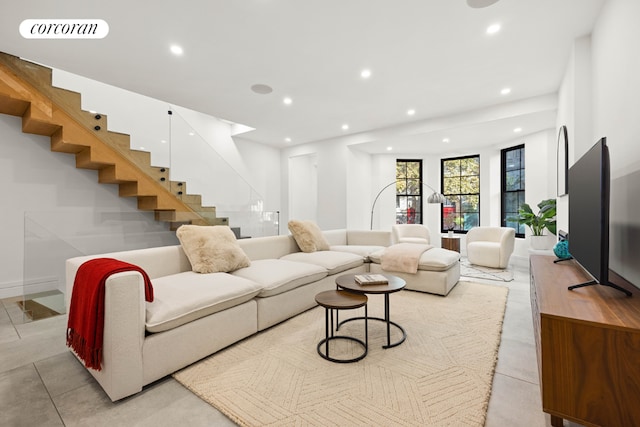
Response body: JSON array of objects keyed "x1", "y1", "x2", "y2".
[
  {"x1": 466, "y1": 227, "x2": 515, "y2": 269},
  {"x1": 391, "y1": 224, "x2": 431, "y2": 245}
]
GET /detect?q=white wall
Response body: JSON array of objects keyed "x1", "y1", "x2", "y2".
[
  {"x1": 523, "y1": 129, "x2": 557, "y2": 255},
  {"x1": 589, "y1": 0, "x2": 640, "y2": 286},
  {"x1": 317, "y1": 142, "x2": 348, "y2": 230},
  {"x1": 556, "y1": 35, "x2": 593, "y2": 233},
  {"x1": 346, "y1": 148, "x2": 373, "y2": 229},
  {"x1": 281, "y1": 140, "x2": 349, "y2": 231},
  {"x1": 288, "y1": 153, "x2": 318, "y2": 223},
  {"x1": 234, "y1": 137, "x2": 281, "y2": 213},
  {"x1": 369, "y1": 154, "x2": 398, "y2": 231}
]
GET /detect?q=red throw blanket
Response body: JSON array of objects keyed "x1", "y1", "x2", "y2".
[{"x1": 66, "y1": 258, "x2": 154, "y2": 371}]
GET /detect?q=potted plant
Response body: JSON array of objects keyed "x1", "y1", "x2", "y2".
[{"x1": 512, "y1": 199, "x2": 557, "y2": 249}]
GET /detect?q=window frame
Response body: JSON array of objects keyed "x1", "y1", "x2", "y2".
[
  {"x1": 395, "y1": 159, "x2": 423, "y2": 225},
  {"x1": 440, "y1": 154, "x2": 480, "y2": 234},
  {"x1": 501, "y1": 144, "x2": 526, "y2": 238}
]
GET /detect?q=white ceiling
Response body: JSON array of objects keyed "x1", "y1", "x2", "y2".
[{"x1": 0, "y1": 0, "x2": 604, "y2": 154}]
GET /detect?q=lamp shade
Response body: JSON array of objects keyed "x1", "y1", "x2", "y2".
[{"x1": 427, "y1": 191, "x2": 447, "y2": 204}]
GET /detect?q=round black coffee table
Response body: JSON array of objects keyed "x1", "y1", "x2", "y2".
[
  {"x1": 315, "y1": 290, "x2": 368, "y2": 363},
  {"x1": 336, "y1": 273, "x2": 406, "y2": 349}
]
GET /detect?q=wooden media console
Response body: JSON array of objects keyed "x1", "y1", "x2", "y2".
[{"x1": 530, "y1": 255, "x2": 640, "y2": 427}]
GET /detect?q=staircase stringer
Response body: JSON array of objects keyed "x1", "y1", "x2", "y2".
[{"x1": 0, "y1": 52, "x2": 228, "y2": 228}]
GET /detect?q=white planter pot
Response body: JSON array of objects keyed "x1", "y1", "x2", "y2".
[{"x1": 530, "y1": 235, "x2": 552, "y2": 250}]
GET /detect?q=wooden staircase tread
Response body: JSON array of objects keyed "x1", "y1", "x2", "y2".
[{"x1": 0, "y1": 93, "x2": 30, "y2": 116}]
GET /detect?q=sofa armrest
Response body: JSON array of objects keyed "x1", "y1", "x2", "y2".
[
  {"x1": 499, "y1": 229, "x2": 516, "y2": 267},
  {"x1": 68, "y1": 270, "x2": 147, "y2": 401}
]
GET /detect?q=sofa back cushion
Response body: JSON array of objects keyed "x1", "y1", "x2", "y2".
[
  {"x1": 238, "y1": 234, "x2": 300, "y2": 260},
  {"x1": 391, "y1": 224, "x2": 431, "y2": 245},
  {"x1": 347, "y1": 230, "x2": 392, "y2": 246}
]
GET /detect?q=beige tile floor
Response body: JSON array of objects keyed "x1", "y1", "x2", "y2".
[{"x1": 0, "y1": 264, "x2": 582, "y2": 426}]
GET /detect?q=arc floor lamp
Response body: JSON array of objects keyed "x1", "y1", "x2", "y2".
[{"x1": 370, "y1": 180, "x2": 446, "y2": 230}]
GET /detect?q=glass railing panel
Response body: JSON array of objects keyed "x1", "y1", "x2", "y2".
[
  {"x1": 22, "y1": 209, "x2": 179, "y2": 322},
  {"x1": 169, "y1": 109, "x2": 268, "y2": 235},
  {"x1": 216, "y1": 210, "x2": 280, "y2": 238}
]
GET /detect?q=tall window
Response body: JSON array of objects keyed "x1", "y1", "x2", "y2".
[
  {"x1": 441, "y1": 155, "x2": 480, "y2": 233},
  {"x1": 396, "y1": 160, "x2": 423, "y2": 224},
  {"x1": 501, "y1": 145, "x2": 525, "y2": 237}
]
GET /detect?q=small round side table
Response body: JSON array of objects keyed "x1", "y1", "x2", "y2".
[{"x1": 315, "y1": 290, "x2": 368, "y2": 363}]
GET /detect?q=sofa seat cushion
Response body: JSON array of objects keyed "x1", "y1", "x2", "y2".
[
  {"x1": 280, "y1": 250, "x2": 364, "y2": 275},
  {"x1": 369, "y1": 247, "x2": 459, "y2": 272},
  {"x1": 329, "y1": 245, "x2": 387, "y2": 261},
  {"x1": 232, "y1": 259, "x2": 328, "y2": 297},
  {"x1": 145, "y1": 272, "x2": 263, "y2": 333}
]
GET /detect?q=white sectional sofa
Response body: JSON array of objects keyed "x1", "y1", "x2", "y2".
[{"x1": 65, "y1": 228, "x2": 459, "y2": 401}]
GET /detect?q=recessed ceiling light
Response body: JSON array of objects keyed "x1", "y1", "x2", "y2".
[
  {"x1": 486, "y1": 23, "x2": 501, "y2": 34},
  {"x1": 361, "y1": 69, "x2": 372, "y2": 79},
  {"x1": 386, "y1": 146, "x2": 393, "y2": 151},
  {"x1": 188, "y1": 131, "x2": 195, "y2": 136},
  {"x1": 443, "y1": 138, "x2": 450, "y2": 143},
  {"x1": 170, "y1": 44, "x2": 184, "y2": 55},
  {"x1": 140, "y1": 146, "x2": 145, "y2": 150},
  {"x1": 283, "y1": 97, "x2": 292, "y2": 105},
  {"x1": 407, "y1": 109, "x2": 416, "y2": 116},
  {"x1": 161, "y1": 139, "x2": 167, "y2": 144},
  {"x1": 342, "y1": 124, "x2": 349, "y2": 131},
  {"x1": 513, "y1": 127, "x2": 522, "y2": 133},
  {"x1": 285, "y1": 137, "x2": 292, "y2": 143},
  {"x1": 251, "y1": 84, "x2": 273, "y2": 94},
  {"x1": 501, "y1": 87, "x2": 511, "y2": 95}
]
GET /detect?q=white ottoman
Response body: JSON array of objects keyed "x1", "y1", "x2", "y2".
[{"x1": 369, "y1": 247, "x2": 460, "y2": 296}]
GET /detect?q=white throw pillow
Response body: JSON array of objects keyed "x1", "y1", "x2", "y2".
[
  {"x1": 176, "y1": 225, "x2": 251, "y2": 274},
  {"x1": 287, "y1": 220, "x2": 330, "y2": 253}
]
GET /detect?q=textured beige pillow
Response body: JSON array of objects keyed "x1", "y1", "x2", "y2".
[
  {"x1": 176, "y1": 225, "x2": 251, "y2": 273},
  {"x1": 288, "y1": 220, "x2": 330, "y2": 253}
]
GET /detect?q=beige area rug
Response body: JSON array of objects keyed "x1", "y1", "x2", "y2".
[
  {"x1": 173, "y1": 281, "x2": 508, "y2": 426},
  {"x1": 460, "y1": 258, "x2": 514, "y2": 282}
]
